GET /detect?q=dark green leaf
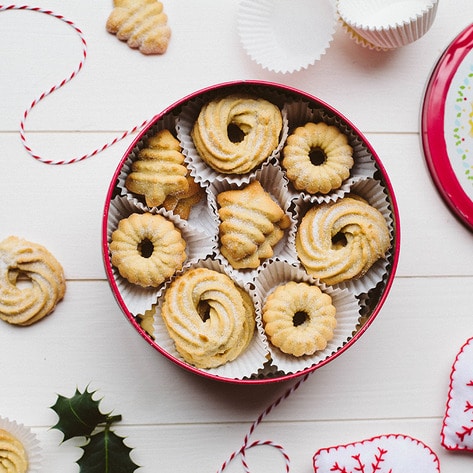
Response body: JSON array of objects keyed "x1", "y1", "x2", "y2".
[
  {"x1": 77, "y1": 429, "x2": 139, "y2": 473},
  {"x1": 50, "y1": 387, "x2": 110, "y2": 441}
]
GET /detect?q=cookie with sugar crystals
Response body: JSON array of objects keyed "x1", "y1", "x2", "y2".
[{"x1": 106, "y1": 0, "x2": 171, "y2": 55}]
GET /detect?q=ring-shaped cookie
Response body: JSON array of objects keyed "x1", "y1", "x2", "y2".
[
  {"x1": 191, "y1": 94, "x2": 283, "y2": 174},
  {"x1": 282, "y1": 122, "x2": 354, "y2": 194},
  {"x1": 296, "y1": 196, "x2": 391, "y2": 285},
  {"x1": 263, "y1": 281, "x2": 336, "y2": 357},
  {"x1": 110, "y1": 213, "x2": 186, "y2": 287},
  {"x1": 0, "y1": 236, "x2": 66, "y2": 326},
  {"x1": 161, "y1": 267, "x2": 255, "y2": 368}
]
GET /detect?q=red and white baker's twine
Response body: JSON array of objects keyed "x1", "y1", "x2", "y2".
[
  {"x1": 0, "y1": 4, "x2": 153, "y2": 164},
  {"x1": 217, "y1": 373, "x2": 311, "y2": 473},
  {"x1": 2, "y1": 5, "x2": 312, "y2": 471}
]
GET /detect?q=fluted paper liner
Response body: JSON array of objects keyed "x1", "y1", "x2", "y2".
[
  {"x1": 237, "y1": 0, "x2": 337, "y2": 73},
  {"x1": 209, "y1": 162, "x2": 298, "y2": 285},
  {"x1": 254, "y1": 259, "x2": 360, "y2": 375},
  {"x1": 106, "y1": 195, "x2": 215, "y2": 316},
  {"x1": 282, "y1": 100, "x2": 377, "y2": 204},
  {"x1": 337, "y1": 0, "x2": 439, "y2": 50},
  {"x1": 292, "y1": 177, "x2": 394, "y2": 296},
  {"x1": 0, "y1": 416, "x2": 41, "y2": 473},
  {"x1": 176, "y1": 91, "x2": 289, "y2": 186},
  {"x1": 152, "y1": 258, "x2": 269, "y2": 380}
]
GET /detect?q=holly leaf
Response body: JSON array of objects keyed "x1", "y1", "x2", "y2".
[
  {"x1": 77, "y1": 429, "x2": 139, "y2": 473},
  {"x1": 50, "y1": 386, "x2": 111, "y2": 442}
]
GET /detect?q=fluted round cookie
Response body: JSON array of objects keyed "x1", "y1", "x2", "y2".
[
  {"x1": 0, "y1": 428, "x2": 28, "y2": 473},
  {"x1": 161, "y1": 267, "x2": 255, "y2": 368},
  {"x1": 0, "y1": 236, "x2": 66, "y2": 326},
  {"x1": 296, "y1": 196, "x2": 391, "y2": 285},
  {"x1": 282, "y1": 122, "x2": 354, "y2": 194},
  {"x1": 191, "y1": 94, "x2": 283, "y2": 174},
  {"x1": 263, "y1": 281, "x2": 336, "y2": 357},
  {"x1": 110, "y1": 213, "x2": 186, "y2": 287}
]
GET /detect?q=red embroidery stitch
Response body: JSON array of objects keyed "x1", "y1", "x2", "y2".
[
  {"x1": 330, "y1": 448, "x2": 392, "y2": 473},
  {"x1": 455, "y1": 379, "x2": 473, "y2": 443}
]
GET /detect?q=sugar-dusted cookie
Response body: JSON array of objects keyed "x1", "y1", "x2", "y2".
[
  {"x1": 161, "y1": 267, "x2": 255, "y2": 368},
  {"x1": 191, "y1": 94, "x2": 283, "y2": 174},
  {"x1": 0, "y1": 428, "x2": 28, "y2": 473},
  {"x1": 125, "y1": 129, "x2": 189, "y2": 208},
  {"x1": 0, "y1": 236, "x2": 66, "y2": 326},
  {"x1": 106, "y1": 0, "x2": 171, "y2": 55},
  {"x1": 217, "y1": 180, "x2": 291, "y2": 269},
  {"x1": 296, "y1": 195, "x2": 391, "y2": 285},
  {"x1": 282, "y1": 121, "x2": 354, "y2": 194},
  {"x1": 161, "y1": 173, "x2": 204, "y2": 219},
  {"x1": 110, "y1": 213, "x2": 186, "y2": 287},
  {"x1": 263, "y1": 281, "x2": 336, "y2": 357}
]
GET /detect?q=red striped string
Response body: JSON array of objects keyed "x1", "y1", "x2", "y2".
[
  {"x1": 0, "y1": 4, "x2": 152, "y2": 164},
  {"x1": 217, "y1": 373, "x2": 311, "y2": 473}
]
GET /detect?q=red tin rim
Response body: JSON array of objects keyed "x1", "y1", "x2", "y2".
[
  {"x1": 421, "y1": 23, "x2": 473, "y2": 231},
  {"x1": 102, "y1": 80, "x2": 401, "y2": 385}
]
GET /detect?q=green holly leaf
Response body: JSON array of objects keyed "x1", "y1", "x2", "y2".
[
  {"x1": 77, "y1": 429, "x2": 139, "y2": 473},
  {"x1": 50, "y1": 386, "x2": 111, "y2": 442}
]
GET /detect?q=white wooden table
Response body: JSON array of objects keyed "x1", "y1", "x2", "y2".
[{"x1": 1, "y1": 1, "x2": 473, "y2": 471}]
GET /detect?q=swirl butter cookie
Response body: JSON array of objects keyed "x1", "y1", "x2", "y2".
[
  {"x1": 0, "y1": 236, "x2": 66, "y2": 326},
  {"x1": 161, "y1": 268, "x2": 255, "y2": 368},
  {"x1": 0, "y1": 428, "x2": 28, "y2": 473}
]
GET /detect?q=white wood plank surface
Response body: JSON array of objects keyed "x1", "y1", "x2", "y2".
[{"x1": 1, "y1": 1, "x2": 473, "y2": 472}]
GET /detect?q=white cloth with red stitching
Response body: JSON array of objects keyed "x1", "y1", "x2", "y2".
[
  {"x1": 313, "y1": 434, "x2": 440, "y2": 473},
  {"x1": 441, "y1": 336, "x2": 473, "y2": 451}
]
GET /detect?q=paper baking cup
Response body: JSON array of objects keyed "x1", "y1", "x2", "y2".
[
  {"x1": 283, "y1": 100, "x2": 376, "y2": 204},
  {"x1": 106, "y1": 195, "x2": 215, "y2": 316},
  {"x1": 153, "y1": 258, "x2": 269, "y2": 380},
  {"x1": 293, "y1": 177, "x2": 394, "y2": 296},
  {"x1": 337, "y1": 0, "x2": 439, "y2": 50},
  {"x1": 208, "y1": 162, "x2": 298, "y2": 285},
  {"x1": 238, "y1": 0, "x2": 338, "y2": 73},
  {"x1": 254, "y1": 259, "x2": 360, "y2": 375},
  {"x1": 177, "y1": 92, "x2": 289, "y2": 186},
  {"x1": 0, "y1": 416, "x2": 42, "y2": 473}
]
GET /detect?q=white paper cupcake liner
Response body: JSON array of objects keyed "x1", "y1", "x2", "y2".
[
  {"x1": 254, "y1": 259, "x2": 360, "y2": 375},
  {"x1": 106, "y1": 195, "x2": 215, "y2": 316},
  {"x1": 152, "y1": 258, "x2": 269, "y2": 380},
  {"x1": 238, "y1": 0, "x2": 338, "y2": 73},
  {"x1": 293, "y1": 177, "x2": 394, "y2": 296},
  {"x1": 209, "y1": 162, "x2": 298, "y2": 285},
  {"x1": 0, "y1": 416, "x2": 42, "y2": 473},
  {"x1": 337, "y1": 0, "x2": 439, "y2": 50},
  {"x1": 176, "y1": 91, "x2": 289, "y2": 186},
  {"x1": 282, "y1": 101, "x2": 377, "y2": 204}
]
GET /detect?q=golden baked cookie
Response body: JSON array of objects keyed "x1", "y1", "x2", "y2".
[
  {"x1": 296, "y1": 196, "x2": 391, "y2": 285},
  {"x1": 0, "y1": 236, "x2": 66, "y2": 326},
  {"x1": 106, "y1": 0, "x2": 171, "y2": 55},
  {"x1": 191, "y1": 94, "x2": 283, "y2": 174},
  {"x1": 263, "y1": 281, "x2": 336, "y2": 357},
  {"x1": 161, "y1": 173, "x2": 204, "y2": 219},
  {"x1": 161, "y1": 267, "x2": 255, "y2": 368},
  {"x1": 0, "y1": 428, "x2": 28, "y2": 473},
  {"x1": 110, "y1": 213, "x2": 186, "y2": 287},
  {"x1": 217, "y1": 180, "x2": 291, "y2": 269},
  {"x1": 282, "y1": 122, "x2": 354, "y2": 194},
  {"x1": 125, "y1": 129, "x2": 189, "y2": 208}
]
